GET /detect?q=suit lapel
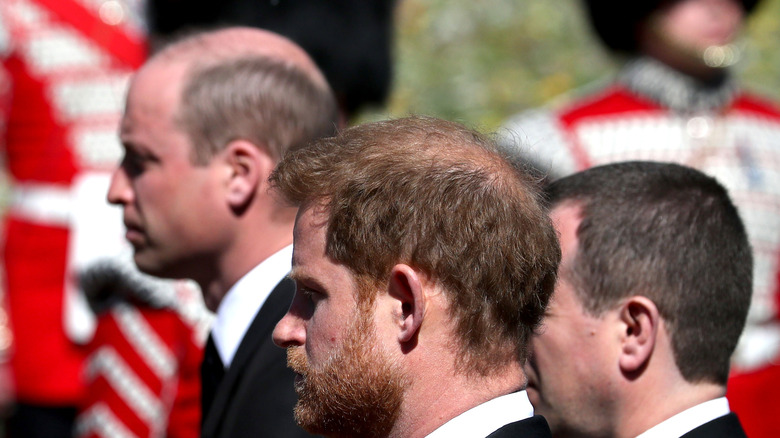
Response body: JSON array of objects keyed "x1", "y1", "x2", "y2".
[{"x1": 201, "y1": 278, "x2": 295, "y2": 436}]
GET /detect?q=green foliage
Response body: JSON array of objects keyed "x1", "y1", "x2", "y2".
[{"x1": 360, "y1": 0, "x2": 780, "y2": 132}]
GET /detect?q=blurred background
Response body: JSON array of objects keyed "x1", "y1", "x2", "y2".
[{"x1": 364, "y1": 0, "x2": 780, "y2": 131}]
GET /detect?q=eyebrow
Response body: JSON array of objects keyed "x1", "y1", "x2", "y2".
[
  {"x1": 287, "y1": 268, "x2": 329, "y2": 294},
  {"x1": 287, "y1": 267, "x2": 303, "y2": 283},
  {"x1": 287, "y1": 268, "x2": 316, "y2": 288}
]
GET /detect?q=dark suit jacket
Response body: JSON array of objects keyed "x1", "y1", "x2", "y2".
[
  {"x1": 201, "y1": 278, "x2": 316, "y2": 438},
  {"x1": 680, "y1": 413, "x2": 747, "y2": 438},
  {"x1": 486, "y1": 415, "x2": 552, "y2": 438}
]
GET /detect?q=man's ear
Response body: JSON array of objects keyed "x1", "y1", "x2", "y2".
[
  {"x1": 387, "y1": 264, "x2": 426, "y2": 345},
  {"x1": 617, "y1": 296, "x2": 659, "y2": 374},
  {"x1": 222, "y1": 139, "x2": 274, "y2": 209}
]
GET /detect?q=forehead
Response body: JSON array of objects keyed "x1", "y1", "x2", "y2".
[
  {"x1": 292, "y1": 204, "x2": 328, "y2": 259},
  {"x1": 122, "y1": 60, "x2": 187, "y2": 131},
  {"x1": 547, "y1": 203, "x2": 587, "y2": 313},
  {"x1": 291, "y1": 205, "x2": 355, "y2": 286},
  {"x1": 550, "y1": 203, "x2": 582, "y2": 267},
  {"x1": 120, "y1": 60, "x2": 193, "y2": 157}
]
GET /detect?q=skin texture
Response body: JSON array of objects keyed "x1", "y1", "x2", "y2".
[
  {"x1": 525, "y1": 204, "x2": 617, "y2": 438},
  {"x1": 273, "y1": 205, "x2": 368, "y2": 367}
]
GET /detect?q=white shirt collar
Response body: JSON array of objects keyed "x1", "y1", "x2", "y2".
[
  {"x1": 635, "y1": 397, "x2": 730, "y2": 438},
  {"x1": 425, "y1": 391, "x2": 535, "y2": 438},
  {"x1": 210, "y1": 245, "x2": 293, "y2": 368}
]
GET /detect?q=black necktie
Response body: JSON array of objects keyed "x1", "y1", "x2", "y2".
[{"x1": 201, "y1": 333, "x2": 225, "y2": 422}]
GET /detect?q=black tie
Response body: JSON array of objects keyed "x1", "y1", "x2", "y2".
[{"x1": 201, "y1": 333, "x2": 225, "y2": 422}]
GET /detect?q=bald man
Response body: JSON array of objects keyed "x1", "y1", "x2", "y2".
[{"x1": 107, "y1": 28, "x2": 339, "y2": 437}]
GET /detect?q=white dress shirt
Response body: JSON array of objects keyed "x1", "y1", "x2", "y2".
[
  {"x1": 426, "y1": 391, "x2": 535, "y2": 438},
  {"x1": 210, "y1": 245, "x2": 293, "y2": 368},
  {"x1": 635, "y1": 397, "x2": 731, "y2": 438}
]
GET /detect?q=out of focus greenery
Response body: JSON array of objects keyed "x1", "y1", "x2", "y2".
[{"x1": 362, "y1": 0, "x2": 780, "y2": 132}]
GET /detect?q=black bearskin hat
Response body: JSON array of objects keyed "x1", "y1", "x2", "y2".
[
  {"x1": 148, "y1": 0, "x2": 397, "y2": 118},
  {"x1": 582, "y1": 0, "x2": 762, "y2": 53}
]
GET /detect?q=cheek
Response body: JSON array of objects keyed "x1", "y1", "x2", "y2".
[{"x1": 304, "y1": 307, "x2": 345, "y2": 365}]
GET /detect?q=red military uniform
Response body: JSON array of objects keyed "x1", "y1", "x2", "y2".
[
  {"x1": 1, "y1": 3, "x2": 207, "y2": 438},
  {"x1": 0, "y1": 0, "x2": 146, "y2": 408},
  {"x1": 74, "y1": 264, "x2": 208, "y2": 438},
  {"x1": 502, "y1": 56, "x2": 780, "y2": 438}
]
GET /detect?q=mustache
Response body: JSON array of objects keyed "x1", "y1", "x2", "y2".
[{"x1": 287, "y1": 347, "x2": 308, "y2": 375}]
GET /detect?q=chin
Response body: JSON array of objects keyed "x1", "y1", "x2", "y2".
[{"x1": 133, "y1": 253, "x2": 171, "y2": 278}]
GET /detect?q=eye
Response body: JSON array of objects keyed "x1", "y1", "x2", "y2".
[
  {"x1": 120, "y1": 149, "x2": 147, "y2": 177},
  {"x1": 299, "y1": 286, "x2": 321, "y2": 302}
]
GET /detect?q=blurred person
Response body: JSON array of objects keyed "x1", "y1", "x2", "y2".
[
  {"x1": 530, "y1": 161, "x2": 752, "y2": 438},
  {"x1": 146, "y1": 0, "x2": 397, "y2": 122},
  {"x1": 1, "y1": 2, "x2": 214, "y2": 437},
  {"x1": 500, "y1": 2, "x2": 780, "y2": 435},
  {"x1": 271, "y1": 116, "x2": 560, "y2": 438},
  {"x1": 106, "y1": 27, "x2": 339, "y2": 438},
  {"x1": 74, "y1": 261, "x2": 208, "y2": 438},
  {"x1": 0, "y1": 1, "x2": 159, "y2": 436}
]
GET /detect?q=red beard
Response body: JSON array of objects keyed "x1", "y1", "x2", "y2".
[{"x1": 286, "y1": 311, "x2": 407, "y2": 438}]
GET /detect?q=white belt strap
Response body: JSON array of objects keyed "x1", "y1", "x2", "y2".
[{"x1": 10, "y1": 182, "x2": 73, "y2": 226}]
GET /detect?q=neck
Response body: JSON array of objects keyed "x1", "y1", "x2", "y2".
[
  {"x1": 201, "y1": 213, "x2": 294, "y2": 311},
  {"x1": 615, "y1": 376, "x2": 725, "y2": 438},
  {"x1": 387, "y1": 362, "x2": 525, "y2": 438}
]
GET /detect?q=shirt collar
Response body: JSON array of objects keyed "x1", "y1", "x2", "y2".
[
  {"x1": 635, "y1": 397, "x2": 730, "y2": 438},
  {"x1": 210, "y1": 245, "x2": 293, "y2": 367},
  {"x1": 425, "y1": 391, "x2": 535, "y2": 438}
]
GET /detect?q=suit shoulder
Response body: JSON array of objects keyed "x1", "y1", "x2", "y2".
[
  {"x1": 680, "y1": 413, "x2": 747, "y2": 438},
  {"x1": 486, "y1": 415, "x2": 552, "y2": 438}
]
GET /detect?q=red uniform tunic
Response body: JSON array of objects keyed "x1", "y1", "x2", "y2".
[
  {"x1": 0, "y1": 0, "x2": 146, "y2": 406},
  {"x1": 74, "y1": 267, "x2": 208, "y2": 438}
]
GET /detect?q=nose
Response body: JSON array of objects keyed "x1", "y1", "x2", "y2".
[
  {"x1": 273, "y1": 287, "x2": 312, "y2": 348},
  {"x1": 273, "y1": 310, "x2": 306, "y2": 348},
  {"x1": 107, "y1": 166, "x2": 133, "y2": 205}
]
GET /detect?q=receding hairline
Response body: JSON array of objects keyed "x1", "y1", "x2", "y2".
[{"x1": 147, "y1": 26, "x2": 329, "y2": 90}]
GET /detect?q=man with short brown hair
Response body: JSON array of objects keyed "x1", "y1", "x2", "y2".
[
  {"x1": 528, "y1": 161, "x2": 752, "y2": 438},
  {"x1": 271, "y1": 115, "x2": 561, "y2": 438},
  {"x1": 107, "y1": 27, "x2": 338, "y2": 437}
]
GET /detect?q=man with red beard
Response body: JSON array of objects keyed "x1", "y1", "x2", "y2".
[{"x1": 271, "y1": 115, "x2": 561, "y2": 438}]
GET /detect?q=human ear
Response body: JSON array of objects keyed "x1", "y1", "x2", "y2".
[
  {"x1": 387, "y1": 264, "x2": 426, "y2": 345},
  {"x1": 617, "y1": 296, "x2": 659, "y2": 374},
  {"x1": 223, "y1": 140, "x2": 273, "y2": 210}
]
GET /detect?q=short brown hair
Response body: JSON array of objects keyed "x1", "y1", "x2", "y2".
[
  {"x1": 271, "y1": 116, "x2": 560, "y2": 375},
  {"x1": 546, "y1": 161, "x2": 752, "y2": 385},
  {"x1": 178, "y1": 56, "x2": 339, "y2": 164}
]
